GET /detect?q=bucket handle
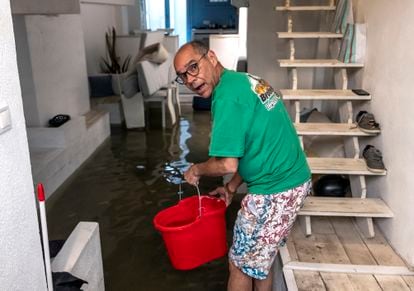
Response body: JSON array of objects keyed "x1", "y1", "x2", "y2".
[
  {"x1": 195, "y1": 184, "x2": 202, "y2": 218},
  {"x1": 176, "y1": 178, "x2": 202, "y2": 217}
]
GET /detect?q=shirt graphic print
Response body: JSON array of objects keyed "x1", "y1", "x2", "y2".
[{"x1": 247, "y1": 74, "x2": 281, "y2": 111}]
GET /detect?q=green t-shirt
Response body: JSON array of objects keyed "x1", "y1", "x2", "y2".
[{"x1": 209, "y1": 69, "x2": 310, "y2": 194}]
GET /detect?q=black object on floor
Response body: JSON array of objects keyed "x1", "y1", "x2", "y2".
[
  {"x1": 53, "y1": 272, "x2": 87, "y2": 291},
  {"x1": 193, "y1": 96, "x2": 211, "y2": 111},
  {"x1": 313, "y1": 175, "x2": 350, "y2": 197},
  {"x1": 49, "y1": 239, "x2": 66, "y2": 258},
  {"x1": 49, "y1": 114, "x2": 71, "y2": 127}
]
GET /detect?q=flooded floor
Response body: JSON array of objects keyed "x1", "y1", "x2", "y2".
[{"x1": 46, "y1": 105, "x2": 242, "y2": 291}]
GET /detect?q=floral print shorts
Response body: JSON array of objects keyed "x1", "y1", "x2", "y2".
[{"x1": 229, "y1": 180, "x2": 311, "y2": 280}]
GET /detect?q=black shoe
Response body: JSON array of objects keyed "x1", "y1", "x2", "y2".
[
  {"x1": 362, "y1": 145, "x2": 386, "y2": 173},
  {"x1": 356, "y1": 111, "x2": 380, "y2": 133}
]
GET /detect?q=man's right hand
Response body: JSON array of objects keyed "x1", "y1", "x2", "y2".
[{"x1": 209, "y1": 185, "x2": 234, "y2": 207}]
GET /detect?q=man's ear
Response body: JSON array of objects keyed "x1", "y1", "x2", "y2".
[{"x1": 207, "y1": 50, "x2": 219, "y2": 66}]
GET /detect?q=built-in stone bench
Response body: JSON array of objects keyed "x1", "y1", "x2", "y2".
[
  {"x1": 90, "y1": 96, "x2": 124, "y2": 125},
  {"x1": 28, "y1": 110, "x2": 110, "y2": 198},
  {"x1": 52, "y1": 222, "x2": 104, "y2": 291}
]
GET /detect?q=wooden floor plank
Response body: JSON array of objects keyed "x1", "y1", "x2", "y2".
[
  {"x1": 376, "y1": 275, "x2": 411, "y2": 291},
  {"x1": 290, "y1": 223, "x2": 351, "y2": 264},
  {"x1": 287, "y1": 239, "x2": 299, "y2": 261},
  {"x1": 320, "y1": 272, "x2": 356, "y2": 291},
  {"x1": 290, "y1": 225, "x2": 323, "y2": 263},
  {"x1": 294, "y1": 271, "x2": 326, "y2": 291},
  {"x1": 330, "y1": 217, "x2": 378, "y2": 265},
  {"x1": 347, "y1": 274, "x2": 383, "y2": 291},
  {"x1": 308, "y1": 217, "x2": 336, "y2": 234},
  {"x1": 360, "y1": 225, "x2": 407, "y2": 266}
]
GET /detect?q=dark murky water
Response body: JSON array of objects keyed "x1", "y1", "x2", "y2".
[{"x1": 46, "y1": 106, "x2": 242, "y2": 291}]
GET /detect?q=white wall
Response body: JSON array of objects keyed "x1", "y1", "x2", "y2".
[
  {"x1": 13, "y1": 15, "x2": 40, "y2": 126},
  {"x1": 351, "y1": 0, "x2": 414, "y2": 266},
  {"x1": 11, "y1": 0, "x2": 80, "y2": 14},
  {"x1": 247, "y1": 0, "x2": 324, "y2": 90},
  {"x1": 80, "y1": 3, "x2": 124, "y2": 74},
  {"x1": 24, "y1": 14, "x2": 91, "y2": 126},
  {"x1": 0, "y1": 2, "x2": 47, "y2": 289}
]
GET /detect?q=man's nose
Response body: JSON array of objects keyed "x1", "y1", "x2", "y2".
[{"x1": 186, "y1": 73, "x2": 197, "y2": 85}]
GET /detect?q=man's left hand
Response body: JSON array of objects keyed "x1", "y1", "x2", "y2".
[{"x1": 184, "y1": 164, "x2": 200, "y2": 186}]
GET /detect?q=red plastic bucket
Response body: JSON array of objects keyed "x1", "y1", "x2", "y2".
[{"x1": 153, "y1": 195, "x2": 227, "y2": 270}]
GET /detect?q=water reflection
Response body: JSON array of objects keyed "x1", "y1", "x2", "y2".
[{"x1": 46, "y1": 108, "x2": 231, "y2": 291}]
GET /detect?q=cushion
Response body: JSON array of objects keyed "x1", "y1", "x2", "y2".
[
  {"x1": 120, "y1": 72, "x2": 140, "y2": 98},
  {"x1": 136, "y1": 53, "x2": 173, "y2": 97},
  {"x1": 88, "y1": 75, "x2": 114, "y2": 97},
  {"x1": 140, "y1": 30, "x2": 165, "y2": 49},
  {"x1": 111, "y1": 72, "x2": 140, "y2": 98},
  {"x1": 138, "y1": 43, "x2": 169, "y2": 64}
]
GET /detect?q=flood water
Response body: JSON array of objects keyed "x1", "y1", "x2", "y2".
[{"x1": 46, "y1": 106, "x2": 242, "y2": 291}]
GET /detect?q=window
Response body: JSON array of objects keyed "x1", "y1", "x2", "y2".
[{"x1": 146, "y1": 0, "x2": 166, "y2": 30}]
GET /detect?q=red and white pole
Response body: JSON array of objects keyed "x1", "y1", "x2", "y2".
[{"x1": 37, "y1": 184, "x2": 53, "y2": 291}]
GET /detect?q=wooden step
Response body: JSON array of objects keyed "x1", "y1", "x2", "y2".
[
  {"x1": 299, "y1": 197, "x2": 393, "y2": 218},
  {"x1": 307, "y1": 157, "x2": 387, "y2": 175},
  {"x1": 295, "y1": 123, "x2": 380, "y2": 136},
  {"x1": 277, "y1": 32, "x2": 343, "y2": 39},
  {"x1": 281, "y1": 89, "x2": 371, "y2": 101},
  {"x1": 279, "y1": 59, "x2": 364, "y2": 68},
  {"x1": 275, "y1": 5, "x2": 336, "y2": 11}
]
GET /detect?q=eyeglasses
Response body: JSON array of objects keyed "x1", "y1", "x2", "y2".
[{"x1": 175, "y1": 53, "x2": 207, "y2": 85}]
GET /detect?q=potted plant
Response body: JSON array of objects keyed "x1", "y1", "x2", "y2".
[{"x1": 100, "y1": 27, "x2": 132, "y2": 95}]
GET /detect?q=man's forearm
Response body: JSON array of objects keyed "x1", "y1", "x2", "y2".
[
  {"x1": 193, "y1": 157, "x2": 238, "y2": 177},
  {"x1": 226, "y1": 172, "x2": 243, "y2": 193}
]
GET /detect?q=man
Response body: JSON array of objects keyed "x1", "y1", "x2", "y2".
[{"x1": 174, "y1": 41, "x2": 311, "y2": 291}]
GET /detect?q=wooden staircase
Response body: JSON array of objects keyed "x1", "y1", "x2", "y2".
[
  {"x1": 272, "y1": 2, "x2": 408, "y2": 289},
  {"x1": 275, "y1": 0, "x2": 392, "y2": 239}
]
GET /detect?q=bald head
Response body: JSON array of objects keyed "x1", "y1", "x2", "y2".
[
  {"x1": 177, "y1": 41, "x2": 208, "y2": 57},
  {"x1": 174, "y1": 41, "x2": 224, "y2": 98}
]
